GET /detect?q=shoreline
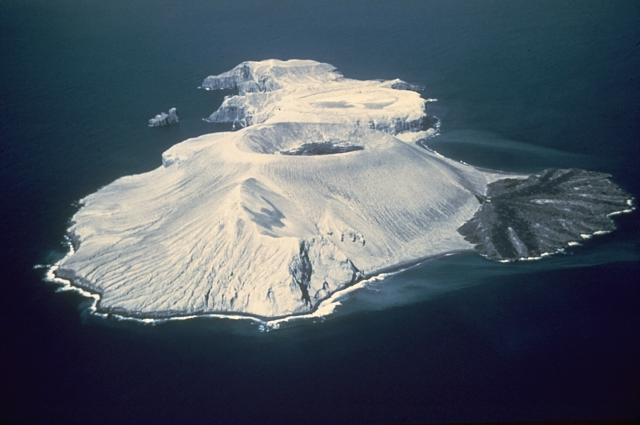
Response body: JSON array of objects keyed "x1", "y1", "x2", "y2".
[
  {"x1": 43, "y1": 236, "x2": 469, "y2": 330},
  {"x1": 42, "y1": 197, "x2": 634, "y2": 330}
]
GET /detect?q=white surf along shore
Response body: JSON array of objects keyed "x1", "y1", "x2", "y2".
[{"x1": 46, "y1": 59, "x2": 634, "y2": 324}]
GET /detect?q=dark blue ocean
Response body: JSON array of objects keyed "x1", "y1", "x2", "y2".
[{"x1": 2, "y1": 1, "x2": 639, "y2": 423}]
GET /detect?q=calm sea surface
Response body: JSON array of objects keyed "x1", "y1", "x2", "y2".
[{"x1": 2, "y1": 1, "x2": 639, "y2": 423}]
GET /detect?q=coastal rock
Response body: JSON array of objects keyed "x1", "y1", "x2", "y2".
[{"x1": 148, "y1": 107, "x2": 179, "y2": 127}]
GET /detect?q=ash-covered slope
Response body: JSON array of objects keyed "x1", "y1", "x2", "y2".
[
  {"x1": 54, "y1": 59, "x2": 634, "y2": 319},
  {"x1": 58, "y1": 122, "x2": 490, "y2": 318}
]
